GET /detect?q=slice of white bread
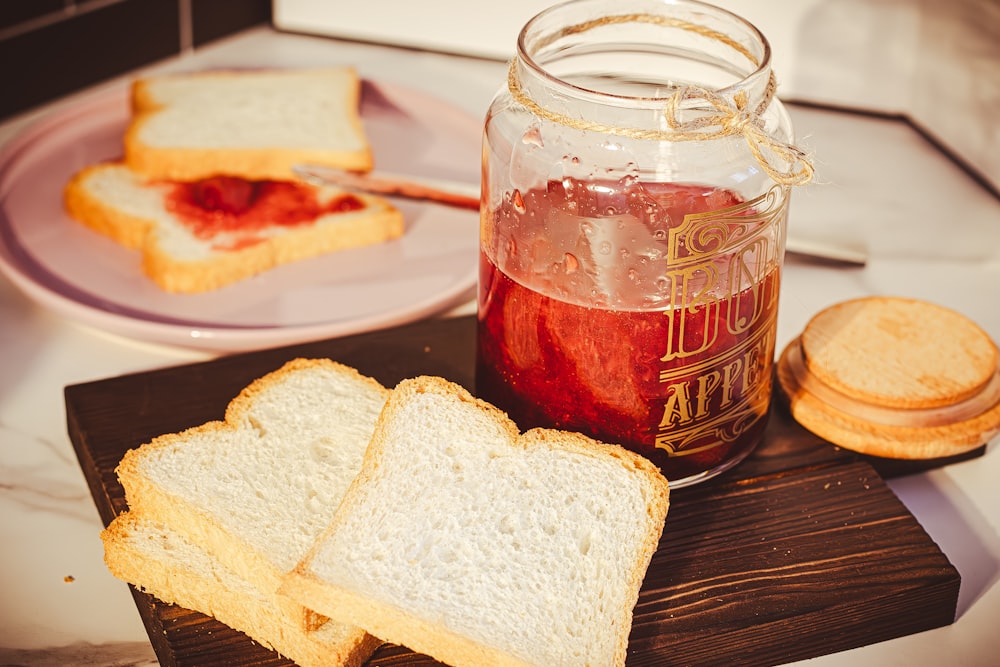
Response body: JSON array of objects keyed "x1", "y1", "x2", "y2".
[
  {"x1": 124, "y1": 67, "x2": 373, "y2": 181},
  {"x1": 281, "y1": 376, "x2": 671, "y2": 667},
  {"x1": 101, "y1": 511, "x2": 381, "y2": 667},
  {"x1": 114, "y1": 358, "x2": 390, "y2": 632},
  {"x1": 64, "y1": 162, "x2": 404, "y2": 293}
]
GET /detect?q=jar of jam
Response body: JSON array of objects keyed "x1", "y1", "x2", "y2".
[{"x1": 476, "y1": 0, "x2": 814, "y2": 487}]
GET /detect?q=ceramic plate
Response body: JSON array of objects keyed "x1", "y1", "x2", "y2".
[{"x1": 0, "y1": 77, "x2": 481, "y2": 352}]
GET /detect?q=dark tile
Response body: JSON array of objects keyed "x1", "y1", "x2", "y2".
[
  {"x1": 191, "y1": 0, "x2": 271, "y2": 47},
  {"x1": 0, "y1": 0, "x2": 180, "y2": 120},
  {"x1": 0, "y1": 0, "x2": 64, "y2": 31}
]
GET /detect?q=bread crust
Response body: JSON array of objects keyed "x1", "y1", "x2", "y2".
[
  {"x1": 63, "y1": 162, "x2": 405, "y2": 293},
  {"x1": 102, "y1": 511, "x2": 381, "y2": 667},
  {"x1": 64, "y1": 163, "x2": 152, "y2": 249},
  {"x1": 124, "y1": 140, "x2": 376, "y2": 183}
]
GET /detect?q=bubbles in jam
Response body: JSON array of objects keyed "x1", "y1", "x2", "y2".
[{"x1": 476, "y1": 178, "x2": 783, "y2": 485}]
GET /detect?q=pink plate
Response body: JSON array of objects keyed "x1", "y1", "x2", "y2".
[{"x1": 0, "y1": 78, "x2": 481, "y2": 352}]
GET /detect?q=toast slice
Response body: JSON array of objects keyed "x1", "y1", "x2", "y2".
[
  {"x1": 102, "y1": 511, "x2": 380, "y2": 667},
  {"x1": 63, "y1": 162, "x2": 404, "y2": 293},
  {"x1": 124, "y1": 67, "x2": 373, "y2": 181},
  {"x1": 281, "y1": 376, "x2": 671, "y2": 667},
  {"x1": 114, "y1": 358, "x2": 390, "y2": 632}
]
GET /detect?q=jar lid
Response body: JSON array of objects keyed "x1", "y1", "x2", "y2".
[{"x1": 776, "y1": 296, "x2": 1000, "y2": 459}]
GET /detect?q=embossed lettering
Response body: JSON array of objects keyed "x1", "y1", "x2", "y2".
[
  {"x1": 652, "y1": 185, "x2": 788, "y2": 458},
  {"x1": 658, "y1": 381, "x2": 693, "y2": 427},
  {"x1": 694, "y1": 370, "x2": 721, "y2": 418},
  {"x1": 721, "y1": 358, "x2": 744, "y2": 407}
]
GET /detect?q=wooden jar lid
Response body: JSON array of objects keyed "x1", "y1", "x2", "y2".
[{"x1": 776, "y1": 296, "x2": 1000, "y2": 459}]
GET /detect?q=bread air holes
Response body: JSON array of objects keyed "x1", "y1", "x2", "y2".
[
  {"x1": 309, "y1": 437, "x2": 342, "y2": 464},
  {"x1": 499, "y1": 514, "x2": 516, "y2": 535},
  {"x1": 437, "y1": 546, "x2": 460, "y2": 565},
  {"x1": 305, "y1": 489, "x2": 327, "y2": 514},
  {"x1": 440, "y1": 443, "x2": 469, "y2": 479},
  {"x1": 248, "y1": 415, "x2": 267, "y2": 437},
  {"x1": 577, "y1": 528, "x2": 593, "y2": 556}
]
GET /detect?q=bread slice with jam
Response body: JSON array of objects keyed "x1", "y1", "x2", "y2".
[{"x1": 63, "y1": 161, "x2": 404, "y2": 293}]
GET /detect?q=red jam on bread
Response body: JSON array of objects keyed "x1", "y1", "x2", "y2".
[{"x1": 167, "y1": 176, "x2": 365, "y2": 241}]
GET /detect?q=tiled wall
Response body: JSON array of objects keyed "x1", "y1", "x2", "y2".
[{"x1": 0, "y1": 0, "x2": 272, "y2": 122}]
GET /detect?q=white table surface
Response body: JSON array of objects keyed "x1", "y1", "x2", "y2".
[{"x1": 0, "y1": 26, "x2": 998, "y2": 667}]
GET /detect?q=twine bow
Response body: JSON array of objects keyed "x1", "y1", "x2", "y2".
[{"x1": 662, "y1": 79, "x2": 814, "y2": 186}]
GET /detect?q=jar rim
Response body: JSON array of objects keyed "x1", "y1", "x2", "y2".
[{"x1": 516, "y1": 0, "x2": 773, "y2": 103}]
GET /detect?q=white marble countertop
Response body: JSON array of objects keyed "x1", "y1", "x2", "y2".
[{"x1": 1, "y1": 26, "x2": 998, "y2": 667}]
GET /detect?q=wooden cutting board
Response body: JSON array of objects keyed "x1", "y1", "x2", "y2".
[{"x1": 65, "y1": 314, "x2": 967, "y2": 667}]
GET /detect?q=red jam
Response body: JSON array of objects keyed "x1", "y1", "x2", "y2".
[
  {"x1": 476, "y1": 179, "x2": 781, "y2": 483},
  {"x1": 165, "y1": 176, "x2": 364, "y2": 246}
]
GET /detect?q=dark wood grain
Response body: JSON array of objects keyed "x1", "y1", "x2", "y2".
[{"x1": 65, "y1": 314, "x2": 961, "y2": 667}]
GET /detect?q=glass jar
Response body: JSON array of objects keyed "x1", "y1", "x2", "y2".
[{"x1": 476, "y1": 0, "x2": 813, "y2": 487}]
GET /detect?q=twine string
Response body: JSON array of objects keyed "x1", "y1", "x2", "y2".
[{"x1": 507, "y1": 14, "x2": 815, "y2": 187}]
